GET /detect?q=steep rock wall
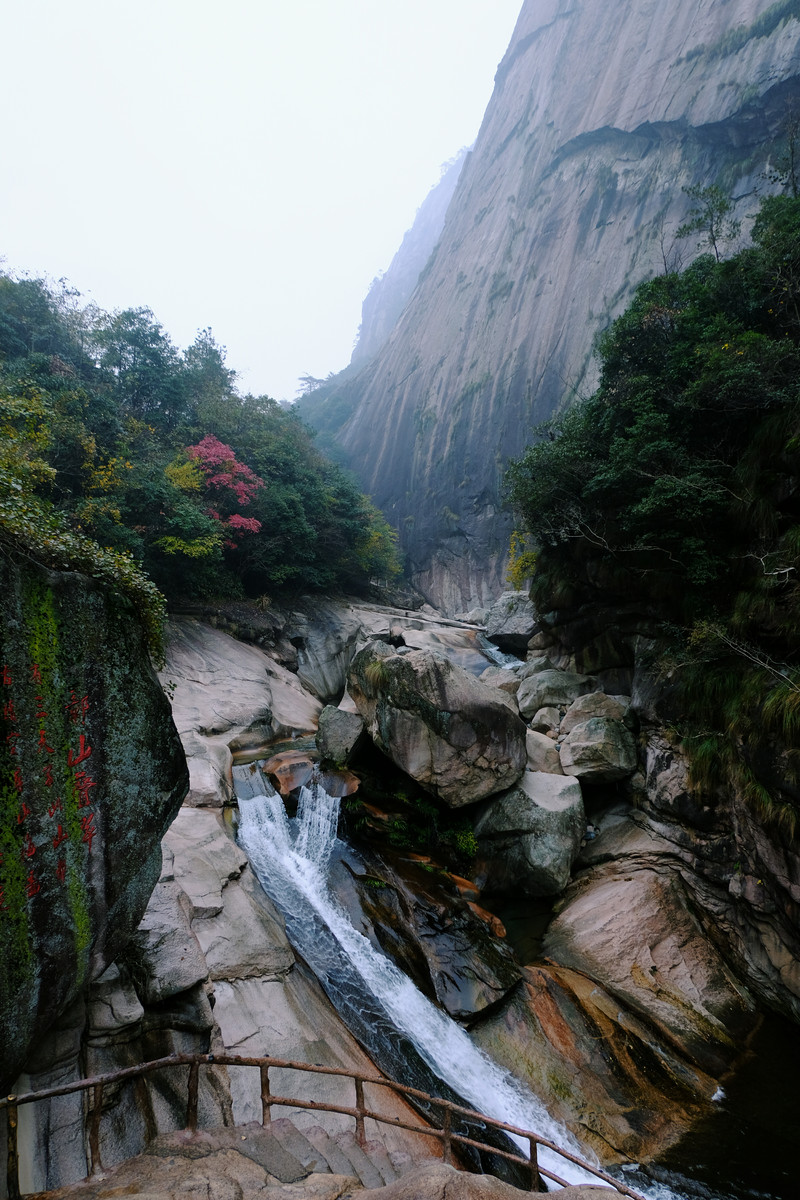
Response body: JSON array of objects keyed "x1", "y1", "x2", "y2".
[
  {"x1": 303, "y1": 0, "x2": 800, "y2": 612},
  {"x1": 350, "y1": 151, "x2": 467, "y2": 366},
  {"x1": 0, "y1": 557, "x2": 187, "y2": 1093}
]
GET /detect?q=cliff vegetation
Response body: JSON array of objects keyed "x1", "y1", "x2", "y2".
[{"x1": 508, "y1": 189, "x2": 800, "y2": 835}]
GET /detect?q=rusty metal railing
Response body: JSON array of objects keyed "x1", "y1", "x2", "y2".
[{"x1": 1, "y1": 1052, "x2": 647, "y2": 1199}]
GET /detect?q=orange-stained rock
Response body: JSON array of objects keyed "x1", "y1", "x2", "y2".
[
  {"x1": 467, "y1": 901, "x2": 506, "y2": 939},
  {"x1": 472, "y1": 960, "x2": 719, "y2": 1165},
  {"x1": 261, "y1": 750, "x2": 314, "y2": 795},
  {"x1": 260, "y1": 751, "x2": 359, "y2": 798},
  {"x1": 316, "y1": 766, "x2": 360, "y2": 797},
  {"x1": 449, "y1": 873, "x2": 481, "y2": 901}
]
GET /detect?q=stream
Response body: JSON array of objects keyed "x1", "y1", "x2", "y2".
[{"x1": 234, "y1": 769, "x2": 697, "y2": 1197}]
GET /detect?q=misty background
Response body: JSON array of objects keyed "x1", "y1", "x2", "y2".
[{"x1": 1, "y1": 0, "x2": 521, "y2": 400}]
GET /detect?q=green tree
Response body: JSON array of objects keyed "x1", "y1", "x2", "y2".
[{"x1": 676, "y1": 184, "x2": 741, "y2": 262}]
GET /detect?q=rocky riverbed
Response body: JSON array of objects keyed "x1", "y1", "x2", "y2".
[{"x1": 9, "y1": 591, "x2": 800, "y2": 1195}]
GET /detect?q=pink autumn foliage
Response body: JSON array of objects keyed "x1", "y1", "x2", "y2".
[
  {"x1": 226, "y1": 514, "x2": 262, "y2": 534},
  {"x1": 187, "y1": 434, "x2": 264, "y2": 506},
  {"x1": 186, "y1": 434, "x2": 264, "y2": 542}
]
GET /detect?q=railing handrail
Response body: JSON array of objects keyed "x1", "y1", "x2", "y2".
[{"x1": 3, "y1": 1052, "x2": 648, "y2": 1200}]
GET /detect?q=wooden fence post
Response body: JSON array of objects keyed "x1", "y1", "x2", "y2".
[
  {"x1": 186, "y1": 1063, "x2": 199, "y2": 1133},
  {"x1": 528, "y1": 1134, "x2": 542, "y2": 1191},
  {"x1": 354, "y1": 1078, "x2": 366, "y2": 1148},
  {"x1": 6, "y1": 1098, "x2": 20, "y2": 1200},
  {"x1": 441, "y1": 1105, "x2": 452, "y2": 1164},
  {"x1": 260, "y1": 1064, "x2": 271, "y2": 1126},
  {"x1": 89, "y1": 1083, "x2": 103, "y2": 1175}
]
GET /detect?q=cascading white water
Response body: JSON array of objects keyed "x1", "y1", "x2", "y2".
[{"x1": 236, "y1": 772, "x2": 604, "y2": 1190}]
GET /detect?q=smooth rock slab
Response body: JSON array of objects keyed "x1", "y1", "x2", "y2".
[
  {"x1": 543, "y1": 867, "x2": 758, "y2": 1074},
  {"x1": 560, "y1": 717, "x2": 637, "y2": 782},
  {"x1": 348, "y1": 642, "x2": 526, "y2": 807},
  {"x1": 475, "y1": 771, "x2": 584, "y2": 896},
  {"x1": 356, "y1": 1162, "x2": 617, "y2": 1199},
  {"x1": 472, "y1": 963, "x2": 716, "y2": 1165}
]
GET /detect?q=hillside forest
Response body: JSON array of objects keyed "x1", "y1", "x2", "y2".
[{"x1": 0, "y1": 277, "x2": 400, "y2": 650}]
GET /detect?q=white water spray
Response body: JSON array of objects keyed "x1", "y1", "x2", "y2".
[{"x1": 236, "y1": 770, "x2": 602, "y2": 1189}]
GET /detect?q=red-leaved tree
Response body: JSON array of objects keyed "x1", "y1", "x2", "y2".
[{"x1": 186, "y1": 434, "x2": 263, "y2": 546}]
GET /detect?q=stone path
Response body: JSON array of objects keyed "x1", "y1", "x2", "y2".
[{"x1": 28, "y1": 1121, "x2": 617, "y2": 1200}]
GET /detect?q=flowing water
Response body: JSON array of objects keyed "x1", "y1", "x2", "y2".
[
  {"x1": 235, "y1": 771, "x2": 604, "y2": 1190},
  {"x1": 235, "y1": 767, "x2": 796, "y2": 1200}
]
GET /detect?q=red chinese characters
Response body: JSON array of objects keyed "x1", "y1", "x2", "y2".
[
  {"x1": 37, "y1": 729, "x2": 54, "y2": 755},
  {"x1": 67, "y1": 734, "x2": 92, "y2": 767},
  {"x1": 65, "y1": 692, "x2": 90, "y2": 725},
  {"x1": 80, "y1": 812, "x2": 97, "y2": 852},
  {"x1": 74, "y1": 770, "x2": 96, "y2": 809}
]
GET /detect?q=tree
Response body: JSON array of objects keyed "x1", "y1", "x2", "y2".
[{"x1": 677, "y1": 184, "x2": 741, "y2": 262}]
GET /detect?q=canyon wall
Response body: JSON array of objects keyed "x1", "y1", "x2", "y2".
[
  {"x1": 0, "y1": 556, "x2": 187, "y2": 1094},
  {"x1": 300, "y1": 0, "x2": 800, "y2": 612}
]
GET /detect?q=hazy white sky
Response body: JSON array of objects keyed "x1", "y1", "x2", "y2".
[{"x1": 1, "y1": 1, "x2": 521, "y2": 400}]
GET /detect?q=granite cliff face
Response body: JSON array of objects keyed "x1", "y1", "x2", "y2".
[
  {"x1": 301, "y1": 0, "x2": 800, "y2": 612},
  {"x1": 350, "y1": 151, "x2": 467, "y2": 367}
]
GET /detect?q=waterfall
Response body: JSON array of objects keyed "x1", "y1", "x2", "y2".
[{"x1": 235, "y1": 769, "x2": 603, "y2": 1189}]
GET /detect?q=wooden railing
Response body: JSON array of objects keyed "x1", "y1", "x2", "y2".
[{"x1": 1, "y1": 1052, "x2": 648, "y2": 1200}]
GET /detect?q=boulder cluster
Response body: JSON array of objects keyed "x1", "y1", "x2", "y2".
[{"x1": 318, "y1": 592, "x2": 639, "y2": 901}]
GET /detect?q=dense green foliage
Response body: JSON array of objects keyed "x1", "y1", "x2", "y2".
[
  {"x1": 507, "y1": 193, "x2": 800, "y2": 832},
  {"x1": 0, "y1": 276, "x2": 400, "y2": 637}
]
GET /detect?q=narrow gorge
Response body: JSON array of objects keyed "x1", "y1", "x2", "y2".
[{"x1": 3, "y1": 3, "x2": 800, "y2": 1199}]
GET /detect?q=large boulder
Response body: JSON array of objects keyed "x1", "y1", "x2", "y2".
[
  {"x1": 560, "y1": 717, "x2": 637, "y2": 782},
  {"x1": 517, "y1": 669, "x2": 596, "y2": 720},
  {"x1": 316, "y1": 704, "x2": 366, "y2": 765},
  {"x1": 525, "y1": 728, "x2": 563, "y2": 775},
  {"x1": 543, "y1": 864, "x2": 758, "y2": 1074},
  {"x1": 475, "y1": 771, "x2": 584, "y2": 896},
  {"x1": 0, "y1": 557, "x2": 188, "y2": 1094},
  {"x1": 561, "y1": 692, "x2": 634, "y2": 734},
  {"x1": 484, "y1": 591, "x2": 538, "y2": 654},
  {"x1": 347, "y1": 642, "x2": 526, "y2": 807}
]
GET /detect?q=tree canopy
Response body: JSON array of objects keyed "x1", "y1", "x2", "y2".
[{"x1": 0, "y1": 275, "x2": 400, "y2": 635}]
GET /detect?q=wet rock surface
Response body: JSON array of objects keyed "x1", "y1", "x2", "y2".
[
  {"x1": 471, "y1": 962, "x2": 716, "y2": 1164},
  {"x1": 329, "y1": 843, "x2": 521, "y2": 1022}
]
